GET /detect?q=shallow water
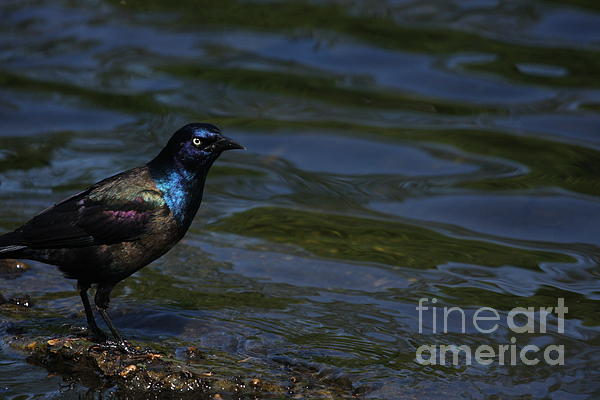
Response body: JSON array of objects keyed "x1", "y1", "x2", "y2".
[{"x1": 1, "y1": 0, "x2": 600, "y2": 398}]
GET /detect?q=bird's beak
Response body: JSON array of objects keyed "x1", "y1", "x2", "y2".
[{"x1": 215, "y1": 136, "x2": 245, "y2": 152}]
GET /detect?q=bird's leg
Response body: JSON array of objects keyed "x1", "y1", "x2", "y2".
[
  {"x1": 78, "y1": 281, "x2": 108, "y2": 341},
  {"x1": 94, "y1": 283, "x2": 134, "y2": 353}
]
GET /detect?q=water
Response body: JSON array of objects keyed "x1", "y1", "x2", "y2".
[{"x1": 1, "y1": 0, "x2": 600, "y2": 398}]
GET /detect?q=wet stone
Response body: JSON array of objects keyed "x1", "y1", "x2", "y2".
[
  {"x1": 8, "y1": 295, "x2": 32, "y2": 308},
  {"x1": 7, "y1": 335, "x2": 361, "y2": 399},
  {"x1": 0, "y1": 259, "x2": 31, "y2": 279},
  {"x1": 184, "y1": 346, "x2": 205, "y2": 361}
]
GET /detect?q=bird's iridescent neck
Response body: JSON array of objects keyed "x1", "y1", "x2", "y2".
[{"x1": 148, "y1": 160, "x2": 208, "y2": 226}]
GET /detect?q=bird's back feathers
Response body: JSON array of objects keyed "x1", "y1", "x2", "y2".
[{"x1": 2, "y1": 167, "x2": 169, "y2": 251}]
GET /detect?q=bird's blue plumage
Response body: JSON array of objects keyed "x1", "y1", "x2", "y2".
[{"x1": 154, "y1": 168, "x2": 192, "y2": 224}]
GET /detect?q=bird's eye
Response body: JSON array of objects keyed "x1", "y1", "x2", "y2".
[{"x1": 192, "y1": 137, "x2": 202, "y2": 147}]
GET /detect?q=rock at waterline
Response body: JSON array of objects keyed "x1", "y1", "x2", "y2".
[
  {"x1": 7, "y1": 335, "x2": 362, "y2": 399},
  {"x1": 0, "y1": 259, "x2": 31, "y2": 279}
]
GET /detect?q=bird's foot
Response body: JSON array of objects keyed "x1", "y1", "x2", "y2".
[
  {"x1": 115, "y1": 341, "x2": 162, "y2": 357},
  {"x1": 92, "y1": 339, "x2": 140, "y2": 355},
  {"x1": 88, "y1": 326, "x2": 109, "y2": 343},
  {"x1": 115, "y1": 340, "x2": 137, "y2": 354},
  {"x1": 65, "y1": 324, "x2": 88, "y2": 337},
  {"x1": 66, "y1": 324, "x2": 109, "y2": 342},
  {"x1": 87, "y1": 339, "x2": 162, "y2": 359}
]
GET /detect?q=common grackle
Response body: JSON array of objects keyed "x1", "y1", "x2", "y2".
[{"x1": 0, "y1": 123, "x2": 243, "y2": 350}]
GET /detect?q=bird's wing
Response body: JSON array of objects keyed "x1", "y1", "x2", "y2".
[{"x1": 18, "y1": 175, "x2": 168, "y2": 249}]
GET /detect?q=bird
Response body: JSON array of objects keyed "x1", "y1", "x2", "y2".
[{"x1": 0, "y1": 123, "x2": 244, "y2": 351}]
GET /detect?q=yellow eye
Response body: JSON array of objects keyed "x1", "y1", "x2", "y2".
[{"x1": 192, "y1": 137, "x2": 202, "y2": 147}]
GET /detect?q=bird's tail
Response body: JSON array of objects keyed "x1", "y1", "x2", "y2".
[{"x1": 0, "y1": 231, "x2": 26, "y2": 258}]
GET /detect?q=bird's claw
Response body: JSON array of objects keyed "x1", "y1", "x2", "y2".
[
  {"x1": 88, "y1": 327, "x2": 109, "y2": 343},
  {"x1": 88, "y1": 339, "x2": 138, "y2": 354},
  {"x1": 116, "y1": 340, "x2": 137, "y2": 354}
]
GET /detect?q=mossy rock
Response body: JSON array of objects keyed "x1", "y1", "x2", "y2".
[{"x1": 7, "y1": 335, "x2": 362, "y2": 399}]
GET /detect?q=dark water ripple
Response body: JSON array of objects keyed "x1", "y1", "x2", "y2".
[{"x1": 1, "y1": 0, "x2": 600, "y2": 398}]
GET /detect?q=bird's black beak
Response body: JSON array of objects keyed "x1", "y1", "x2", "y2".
[{"x1": 213, "y1": 136, "x2": 245, "y2": 152}]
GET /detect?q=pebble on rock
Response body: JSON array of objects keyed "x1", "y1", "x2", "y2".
[{"x1": 0, "y1": 259, "x2": 31, "y2": 279}]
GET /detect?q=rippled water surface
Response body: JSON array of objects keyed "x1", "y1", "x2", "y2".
[{"x1": 1, "y1": 0, "x2": 600, "y2": 398}]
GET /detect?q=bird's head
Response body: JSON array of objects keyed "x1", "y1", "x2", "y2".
[{"x1": 150, "y1": 123, "x2": 244, "y2": 176}]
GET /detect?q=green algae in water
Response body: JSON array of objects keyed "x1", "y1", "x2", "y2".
[{"x1": 210, "y1": 207, "x2": 574, "y2": 270}]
